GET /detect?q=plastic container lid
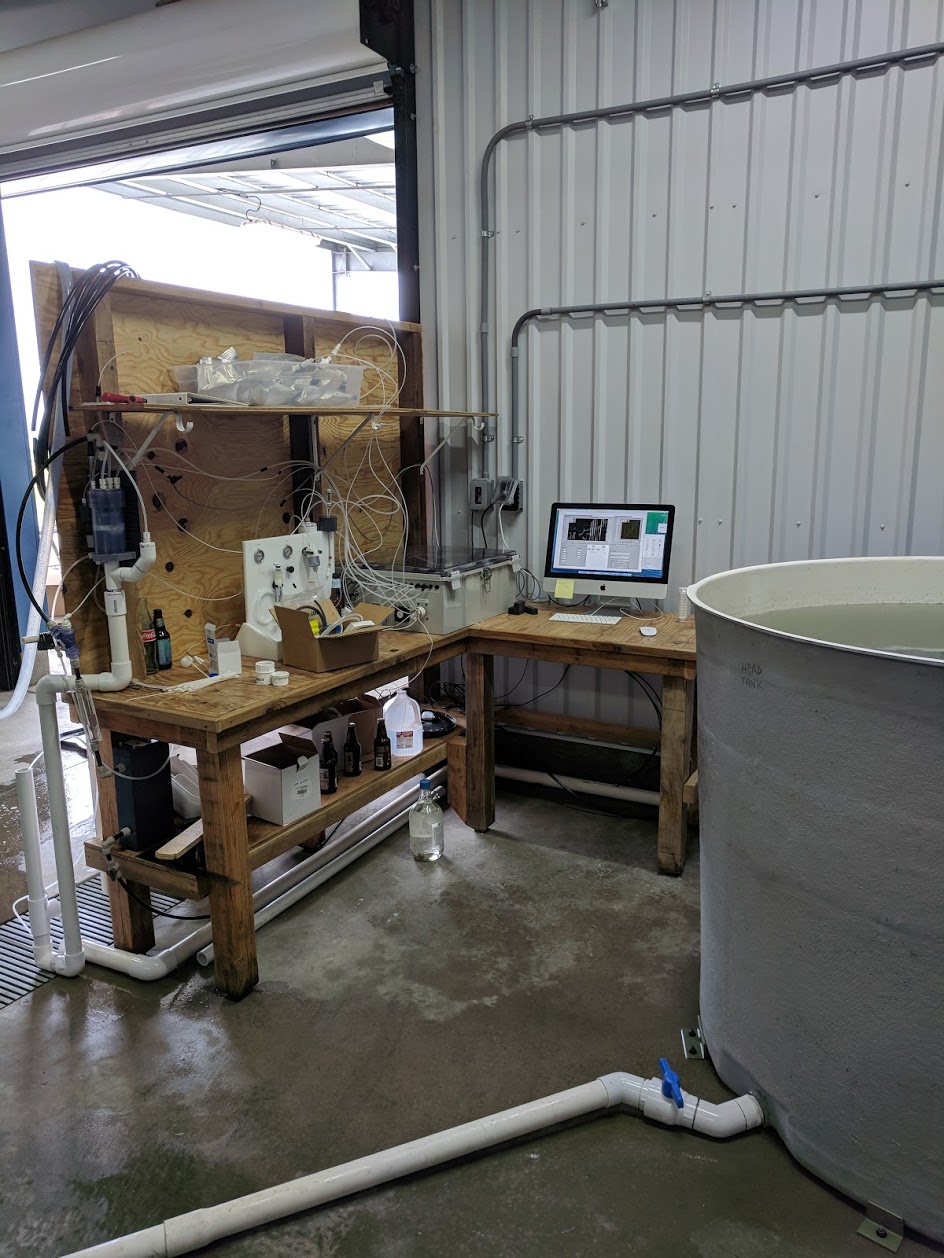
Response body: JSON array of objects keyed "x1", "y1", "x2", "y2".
[{"x1": 419, "y1": 778, "x2": 432, "y2": 789}]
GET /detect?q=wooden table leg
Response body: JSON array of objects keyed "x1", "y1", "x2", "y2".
[
  {"x1": 658, "y1": 676, "x2": 695, "y2": 875},
  {"x1": 100, "y1": 731, "x2": 155, "y2": 953},
  {"x1": 465, "y1": 652, "x2": 495, "y2": 831},
  {"x1": 196, "y1": 745, "x2": 258, "y2": 999}
]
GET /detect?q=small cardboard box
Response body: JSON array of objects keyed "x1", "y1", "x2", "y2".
[
  {"x1": 273, "y1": 602, "x2": 392, "y2": 674},
  {"x1": 243, "y1": 741, "x2": 321, "y2": 825}
]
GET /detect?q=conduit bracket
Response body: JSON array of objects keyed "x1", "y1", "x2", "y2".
[
  {"x1": 857, "y1": 1204, "x2": 904, "y2": 1252},
  {"x1": 680, "y1": 1017, "x2": 706, "y2": 1060}
]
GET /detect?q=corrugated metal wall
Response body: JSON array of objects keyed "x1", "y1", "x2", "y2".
[{"x1": 416, "y1": 0, "x2": 944, "y2": 724}]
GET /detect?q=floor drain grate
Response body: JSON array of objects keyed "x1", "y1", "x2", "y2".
[{"x1": 0, "y1": 876, "x2": 182, "y2": 1010}]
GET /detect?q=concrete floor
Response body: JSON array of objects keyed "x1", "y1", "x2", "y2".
[{"x1": 0, "y1": 696, "x2": 940, "y2": 1257}]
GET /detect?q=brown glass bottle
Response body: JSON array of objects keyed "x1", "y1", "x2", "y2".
[
  {"x1": 343, "y1": 721, "x2": 362, "y2": 777},
  {"x1": 320, "y1": 732, "x2": 339, "y2": 794},
  {"x1": 373, "y1": 718, "x2": 391, "y2": 771}
]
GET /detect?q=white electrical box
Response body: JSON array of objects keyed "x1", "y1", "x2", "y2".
[
  {"x1": 236, "y1": 523, "x2": 335, "y2": 661},
  {"x1": 368, "y1": 547, "x2": 520, "y2": 635}
]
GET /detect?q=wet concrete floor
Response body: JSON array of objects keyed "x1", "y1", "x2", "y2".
[{"x1": 0, "y1": 771, "x2": 939, "y2": 1257}]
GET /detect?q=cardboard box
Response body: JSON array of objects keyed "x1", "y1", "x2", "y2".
[
  {"x1": 279, "y1": 696, "x2": 383, "y2": 758},
  {"x1": 243, "y1": 741, "x2": 321, "y2": 825},
  {"x1": 273, "y1": 602, "x2": 392, "y2": 674}
]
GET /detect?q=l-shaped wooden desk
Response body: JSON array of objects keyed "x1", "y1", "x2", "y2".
[{"x1": 86, "y1": 609, "x2": 696, "y2": 999}]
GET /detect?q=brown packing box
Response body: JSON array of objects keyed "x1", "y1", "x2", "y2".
[{"x1": 273, "y1": 602, "x2": 393, "y2": 673}]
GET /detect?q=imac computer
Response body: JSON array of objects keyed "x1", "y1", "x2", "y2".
[{"x1": 543, "y1": 502, "x2": 675, "y2": 600}]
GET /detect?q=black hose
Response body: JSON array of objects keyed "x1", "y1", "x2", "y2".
[{"x1": 15, "y1": 437, "x2": 89, "y2": 624}]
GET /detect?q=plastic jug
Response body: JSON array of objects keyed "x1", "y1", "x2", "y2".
[{"x1": 383, "y1": 691, "x2": 424, "y2": 758}]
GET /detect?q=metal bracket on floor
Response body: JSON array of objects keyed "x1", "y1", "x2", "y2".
[
  {"x1": 857, "y1": 1203, "x2": 904, "y2": 1252},
  {"x1": 680, "y1": 1017, "x2": 706, "y2": 1060}
]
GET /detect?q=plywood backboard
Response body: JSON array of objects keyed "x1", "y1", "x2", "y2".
[{"x1": 30, "y1": 266, "x2": 423, "y2": 674}]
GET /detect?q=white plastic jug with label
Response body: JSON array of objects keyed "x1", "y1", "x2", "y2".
[{"x1": 383, "y1": 691, "x2": 424, "y2": 759}]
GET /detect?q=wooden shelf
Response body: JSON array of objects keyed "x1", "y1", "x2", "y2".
[
  {"x1": 246, "y1": 729, "x2": 459, "y2": 869},
  {"x1": 76, "y1": 403, "x2": 495, "y2": 418},
  {"x1": 83, "y1": 728, "x2": 460, "y2": 901}
]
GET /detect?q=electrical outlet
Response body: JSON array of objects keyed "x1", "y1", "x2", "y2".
[
  {"x1": 495, "y1": 476, "x2": 523, "y2": 512},
  {"x1": 469, "y1": 478, "x2": 494, "y2": 513}
]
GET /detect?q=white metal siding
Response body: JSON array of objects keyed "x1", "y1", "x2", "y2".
[{"x1": 416, "y1": 0, "x2": 944, "y2": 723}]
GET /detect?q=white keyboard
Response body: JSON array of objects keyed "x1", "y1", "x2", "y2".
[{"x1": 549, "y1": 613, "x2": 621, "y2": 626}]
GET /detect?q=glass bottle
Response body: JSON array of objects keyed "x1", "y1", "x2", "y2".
[
  {"x1": 373, "y1": 718, "x2": 391, "y2": 771},
  {"x1": 343, "y1": 721, "x2": 362, "y2": 777},
  {"x1": 320, "y1": 732, "x2": 338, "y2": 795},
  {"x1": 409, "y1": 778, "x2": 444, "y2": 862},
  {"x1": 138, "y1": 598, "x2": 158, "y2": 675},
  {"x1": 152, "y1": 607, "x2": 172, "y2": 671}
]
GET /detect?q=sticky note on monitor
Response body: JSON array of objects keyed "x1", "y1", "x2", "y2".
[{"x1": 554, "y1": 578, "x2": 575, "y2": 599}]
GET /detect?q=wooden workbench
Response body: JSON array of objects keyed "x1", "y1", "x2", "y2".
[
  {"x1": 85, "y1": 613, "x2": 696, "y2": 1000},
  {"x1": 87, "y1": 628, "x2": 467, "y2": 999},
  {"x1": 464, "y1": 609, "x2": 697, "y2": 876}
]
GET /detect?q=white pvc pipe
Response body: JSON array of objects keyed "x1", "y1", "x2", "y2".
[
  {"x1": 77, "y1": 773, "x2": 445, "y2": 982},
  {"x1": 496, "y1": 765, "x2": 659, "y2": 807},
  {"x1": 0, "y1": 380, "x2": 65, "y2": 721},
  {"x1": 35, "y1": 675, "x2": 85, "y2": 976},
  {"x1": 15, "y1": 765, "x2": 54, "y2": 968},
  {"x1": 63, "y1": 1070, "x2": 764, "y2": 1258},
  {"x1": 196, "y1": 770, "x2": 445, "y2": 966}
]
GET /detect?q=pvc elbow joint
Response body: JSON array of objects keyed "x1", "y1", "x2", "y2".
[
  {"x1": 599, "y1": 1072, "x2": 764, "y2": 1140},
  {"x1": 125, "y1": 539, "x2": 157, "y2": 583},
  {"x1": 82, "y1": 661, "x2": 133, "y2": 692}
]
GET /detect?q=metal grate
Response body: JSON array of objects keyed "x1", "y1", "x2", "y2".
[{"x1": 0, "y1": 875, "x2": 182, "y2": 1010}]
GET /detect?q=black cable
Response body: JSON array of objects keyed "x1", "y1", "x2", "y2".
[
  {"x1": 33, "y1": 262, "x2": 138, "y2": 482},
  {"x1": 544, "y1": 771, "x2": 650, "y2": 819},
  {"x1": 626, "y1": 671, "x2": 663, "y2": 727},
  {"x1": 116, "y1": 875, "x2": 213, "y2": 921},
  {"x1": 14, "y1": 436, "x2": 88, "y2": 623},
  {"x1": 548, "y1": 595, "x2": 590, "y2": 607},
  {"x1": 478, "y1": 505, "x2": 494, "y2": 552},
  {"x1": 500, "y1": 663, "x2": 571, "y2": 707},
  {"x1": 496, "y1": 659, "x2": 531, "y2": 700}
]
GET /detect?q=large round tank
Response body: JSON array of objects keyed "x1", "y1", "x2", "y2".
[{"x1": 689, "y1": 557, "x2": 944, "y2": 1242}]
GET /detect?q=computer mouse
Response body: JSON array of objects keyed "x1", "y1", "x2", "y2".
[{"x1": 639, "y1": 625, "x2": 658, "y2": 637}]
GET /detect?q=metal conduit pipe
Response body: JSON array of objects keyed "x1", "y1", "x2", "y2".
[
  {"x1": 64, "y1": 1068, "x2": 764, "y2": 1257},
  {"x1": 476, "y1": 38, "x2": 944, "y2": 477},
  {"x1": 508, "y1": 278, "x2": 944, "y2": 478}
]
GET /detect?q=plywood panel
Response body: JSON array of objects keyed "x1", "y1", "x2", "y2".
[{"x1": 31, "y1": 267, "x2": 420, "y2": 673}]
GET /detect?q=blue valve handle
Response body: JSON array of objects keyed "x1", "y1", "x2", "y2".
[{"x1": 659, "y1": 1057, "x2": 685, "y2": 1109}]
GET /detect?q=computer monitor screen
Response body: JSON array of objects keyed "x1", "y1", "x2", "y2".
[{"x1": 543, "y1": 502, "x2": 675, "y2": 599}]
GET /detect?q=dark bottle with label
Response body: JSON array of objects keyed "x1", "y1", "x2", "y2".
[
  {"x1": 138, "y1": 598, "x2": 158, "y2": 675},
  {"x1": 320, "y1": 732, "x2": 339, "y2": 795},
  {"x1": 343, "y1": 721, "x2": 362, "y2": 777},
  {"x1": 153, "y1": 607, "x2": 173, "y2": 671},
  {"x1": 373, "y1": 718, "x2": 392, "y2": 771}
]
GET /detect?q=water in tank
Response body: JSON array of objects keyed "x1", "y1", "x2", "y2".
[{"x1": 688, "y1": 557, "x2": 944, "y2": 1243}]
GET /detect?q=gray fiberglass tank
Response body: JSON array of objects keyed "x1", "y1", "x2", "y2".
[{"x1": 688, "y1": 557, "x2": 944, "y2": 1242}]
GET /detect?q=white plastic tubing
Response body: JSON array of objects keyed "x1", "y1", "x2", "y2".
[
  {"x1": 0, "y1": 378, "x2": 65, "y2": 723},
  {"x1": 64, "y1": 1070, "x2": 763, "y2": 1258},
  {"x1": 496, "y1": 765, "x2": 659, "y2": 808},
  {"x1": 21, "y1": 745, "x2": 443, "y2": 983}
]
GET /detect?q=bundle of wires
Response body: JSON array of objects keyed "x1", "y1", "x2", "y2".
[
  {"x1": 17, "y1": 261, "x2": 139, "y2": 625},
  {"x1": 292, "y1": 323, "x2": 436, "y2": 635},
  {"x1": 32, "y1": 260, "x2": 138, "y2": 492}
]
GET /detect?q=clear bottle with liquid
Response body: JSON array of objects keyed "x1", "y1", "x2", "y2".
[{"x1": 409, "y1": 778, "x2": 444, "y2": 862}]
